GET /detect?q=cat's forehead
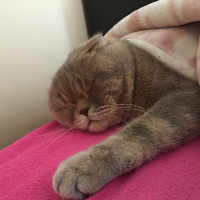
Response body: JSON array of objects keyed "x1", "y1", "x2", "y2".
[{"x1": 66, "y1": 37, "x2": 126, "y2": 74}]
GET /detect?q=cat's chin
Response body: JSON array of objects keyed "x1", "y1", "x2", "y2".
[
  {"x1": 74, "y1": 119, "x2": 108, "y2": 133},
  {"x1": 88, "y1": 120, "x2": 112, "y2": 133}
]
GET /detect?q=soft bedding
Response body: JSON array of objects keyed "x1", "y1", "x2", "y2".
[
  {"x1": 0, "y1": 120, "x2": 200, "y2": 200},
  {"x1": 105, "y1": 0, "x2": 200, "y2": 84}
]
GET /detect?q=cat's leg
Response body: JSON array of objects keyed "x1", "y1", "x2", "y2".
[{"x1": 53, "y1": 91, "x2": 200, "y2": 200}]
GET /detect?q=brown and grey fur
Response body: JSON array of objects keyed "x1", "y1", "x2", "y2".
[{"x1": 49, "y1": 34, "x2": 200, "y2": 200}]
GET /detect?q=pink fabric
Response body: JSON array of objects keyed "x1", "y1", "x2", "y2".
[
  {"x1": 105, "y1": 0, "x2": 200, "y2": 84},
  {"x1": 0, "y1": 120, "x2": 200, "y2": 200}
]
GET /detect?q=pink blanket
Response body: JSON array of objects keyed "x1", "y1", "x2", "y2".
[
  {"x1": 1, "y1": 120, "x2": 200, "y2": 200},
  {"x1": 105, "y1": 0, "x2": 200, "y2": 84}
]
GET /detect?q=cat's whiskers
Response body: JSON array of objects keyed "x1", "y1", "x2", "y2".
[
  {"x1": 117, "y1": 103, "x2": 144, "y2": 107},
  {"x1": 117, "y1": 103, "x2": 146, "y2": 110},
  {"x1": 34, "y1": 128, "x2": 66, "y2": 137},
  {"x1": 117, "y1": 107, "x2": 145, "y2": 111},
  {"x1": 45, "y1": 127, "x2": 75, "y2": 147},
  {"x1": 117, "y1": 105, "x2": 146, "y2": 110},
  {"x1": 116, "y1": 108, "x2": 146, "y2": 114},
  {"x1": 116, "y1": 105, "x2": 148, "y2": 115}
]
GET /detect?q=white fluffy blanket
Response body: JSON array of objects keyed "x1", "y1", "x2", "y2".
[{"x1": 105, "y1": 0, "x2": 200, "y2": 84}]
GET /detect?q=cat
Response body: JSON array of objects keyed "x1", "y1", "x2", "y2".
[{"x1": 48, "y1": 34, "x2": 200, "y2": 200}]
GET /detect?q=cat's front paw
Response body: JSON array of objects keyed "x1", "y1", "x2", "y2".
[{"x1": 53, "y1": 147, "x2": 116, "y2": 200}]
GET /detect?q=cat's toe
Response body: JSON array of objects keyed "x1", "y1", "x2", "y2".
[
  {"x1": 53, "y1": 168, "x2": 86, "y2": 200},
  {"x1": 52, "y1": 154, "x2": 100, "y2": 199},
  {"x1": 53, "y1": 148, "x2": 115, "y2": 199}
]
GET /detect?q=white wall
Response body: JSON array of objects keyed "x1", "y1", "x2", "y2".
[{"x1": 0, "y1": 0, "x2": 88, "y2": 149}]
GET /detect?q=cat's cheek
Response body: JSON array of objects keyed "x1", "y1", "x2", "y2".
[
  {"x1": 51, "y1": 109, "x2": 74, "y2": 128},
  {"x1": 55, "y1": 117, "x2": 73, "y2": 128}
]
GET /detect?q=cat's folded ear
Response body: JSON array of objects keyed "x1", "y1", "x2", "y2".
[{"x1": 84, "y1": 34, "x2": 106, "y2": 54}]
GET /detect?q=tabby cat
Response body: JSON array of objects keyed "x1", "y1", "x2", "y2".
[{"x1": 49, "y1": 34, "x2": 200, "y2": 200}]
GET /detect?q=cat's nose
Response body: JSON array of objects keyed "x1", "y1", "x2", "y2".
[{"x1": 80, "y1": 106, "x2": 90, "y2": 116}]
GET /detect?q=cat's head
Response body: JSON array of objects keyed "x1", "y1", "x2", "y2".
[{"x1": 48, "y1": 34, "x2": 134, "y2": 132}]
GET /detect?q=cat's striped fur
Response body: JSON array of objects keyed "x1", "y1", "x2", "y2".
[{"x1": 49, "y1": 34, "x2": 200, "y2": 200}]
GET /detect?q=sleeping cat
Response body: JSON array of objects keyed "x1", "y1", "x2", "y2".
[{"x1": 48, "y1": 34, "x2": 200, "y2": 200}]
